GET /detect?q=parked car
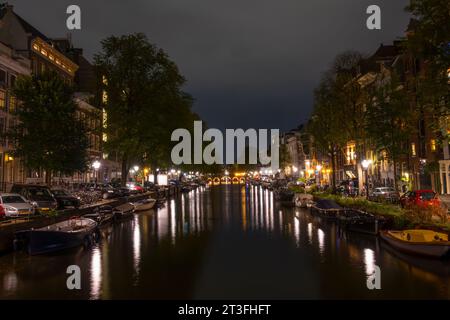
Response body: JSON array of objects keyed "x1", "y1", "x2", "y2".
[
  {"x1": 51, "y1": 189, "x2": 81, "y2": 209},
  {"x1": 371, "y1": 187, "x2": 399, "y2": 200},
  {"x1": 126, "y1": 182, "x2": 144, "y2": 194},
  {"x1": 0, "y1": 204, "x2": 5, "y2": 219},
  {"x1": 0, "y1": 193, "x2": 35, "y2": 217},
  {"x1": 10, "y1": 184, "x2": 57, "y2": 212},
  {"x1": 98, "y1": 184, "x2": 122, "y2": 199},
  {"x1": 400, "y1": 190, "x2": 441, "y2": 208},
  {"x1": 143, "y1": 181, "x2": 159, "y2": 192}
]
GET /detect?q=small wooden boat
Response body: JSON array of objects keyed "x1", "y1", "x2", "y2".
[
  {"x1": 132, "y1": 198, "x2": 156, "y2": 211},
  {"x1": 14, "y1": 217, "x2": 98, "y2": 255},
  {"x1": 310, "y1": 199, "x2": 343, "y2": 220},
  {"x1": 380, "y1": 230, "x2": 450, "y2": 258},
  {"x1": 338, "y1": 209, "x2": 385, "y2": 235},
  {"x1": 113, "y1": 203, "x2": 135, "y2": 220},
  {"x1": 84, "y1": 205, "x2": 115, "y2": 226}
]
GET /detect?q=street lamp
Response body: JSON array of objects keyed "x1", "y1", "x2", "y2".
[
  {"x1": 92, "y1": 160, "x2": 101, "y2": 183},
  {"x1": 316, "y1": 164, "x2": 322, "y2": 185},
  {"x1": 361, "y1": 160, "x2": 372, "y2": 199},
  {"x1": 92, "y1": 160, "x2": 101, "y2": 170},
  {"x1": 133, "y1": 165, "x2": 139, "y2": 172}
]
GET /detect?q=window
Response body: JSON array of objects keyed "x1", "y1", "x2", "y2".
[
  {"x1": 9, "y1": 74, "x2": 16, "y2": 88},
  {"x1": 9, "y1": 95, "x2": 17, "y2": 113},
  {"x1": 430, "y1": 139, "x2": 436, "y2": 152},
  {"x1": 0, "y1": 117, "x2": 5, "y2": 146},
  {"x1": 411, "y1": 143, "x2": 416, "y2": 157},
  {"x1": 0, "y1": 69, "x2": 6, "y2": 85},
  {"x1": 0, "y1": 90, "x2": 5, "y2": 109}
]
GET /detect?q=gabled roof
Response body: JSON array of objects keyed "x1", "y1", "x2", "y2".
[
  {"x1": 14, "y1": 11, "x2": 50, "y2": 41},
  {"x1": 372, "y1": 44, "x2": 399, "y2": 60},
  {"x1": 0, "y1": 5, "x2": 49, "y2": 42}
]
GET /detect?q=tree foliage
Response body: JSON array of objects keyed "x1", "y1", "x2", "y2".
[
  {"x1": 95, "y1": 33, "x2": 196, "y2": 184},
  {"x1": 10, "y1": 71, "x2": 89, "y2": 182},
  {"x1": 365, "y1": 72, "x2": 414, "y2": 188},
  {"x1": 405, "y1": 0, "x2": 450, "y2": 135}
]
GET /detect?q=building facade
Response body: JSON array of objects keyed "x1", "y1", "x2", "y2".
[
  {"x1": 0, "y1": 40, "x2": 30, "y2": 191},
  {"x1": 0, "y1": 4, "x2": 109, "y2": 189}
]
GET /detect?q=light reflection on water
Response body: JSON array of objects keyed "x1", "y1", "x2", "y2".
[
  {"x1": 0, "y1": 184, "x2": 449, "y2": 299},
  {"x1": 90, "y1": 247, "x2": 102, "y2": 299}
]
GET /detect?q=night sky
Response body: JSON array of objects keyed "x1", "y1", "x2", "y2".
[{"x1": 8, "y1": 0, "x2": 410, "y2": 131}]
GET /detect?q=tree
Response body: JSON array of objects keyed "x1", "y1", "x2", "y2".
[
  {"x1": 95, "y1": 33, "x2": 195, "y2": 185},
  {"x1": 10, "y1": 71, "x2": 89, "y2": 184},
  {"x1": 365, "y1": 72, "x2": 414, "y2": 190},
  {"x1": 308, "y1": 73, "x2": 348, "y2": 192},
  {"x1": 405, "y1": 0, "x2": 450, "y2": 136},
  {"x1": 332, "y1": 51, "x2": 369, "y2": 167}
]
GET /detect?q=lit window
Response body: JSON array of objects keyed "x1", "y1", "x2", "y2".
[
  {"x1": 0, "y1": 90, "x2": 5, "y2": 109},
  {"x1": 411, "y1": 143, "x2": 416, "y2": 156},
  {"x1": 9, "y1": 95, "x2": 17, "y2": 113},
  {"x1": 430, "y1": 139, "x2": 436, "y2": 152}
]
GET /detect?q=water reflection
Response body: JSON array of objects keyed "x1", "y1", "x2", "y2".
[
  {"x1": 133, "y1": 215, "x2": 141, "y2": 282},
  {"x1": 364, "y1": 248, "x2": 376, "y2": 276},
  {"x1": 90, "y1": 247, "x2": 102, "y2": 299},
  {"x1": 0, "y1": 185, "x2": 448, "y2": 299}
]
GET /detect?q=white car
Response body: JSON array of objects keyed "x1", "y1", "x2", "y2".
[
  {"x1": 0, "y1": 193, "x2": 35, "y2": 217},
  {"x1": 371, "y1": 187, "x2": 399, "y2": 199}
]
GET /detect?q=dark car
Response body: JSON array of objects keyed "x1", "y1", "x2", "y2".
[
  {"x1": 98, "y1": 184, "x2": 122, "y2": 199},
  {"x1": 51, "y1": 189, "x2": 81, "y2": 209},
  {"x1": 10, "y1": 184, "x2": 57, "y2": 212}
]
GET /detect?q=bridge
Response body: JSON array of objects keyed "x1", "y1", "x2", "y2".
[{"x1": 207, "y1": 176, "x2": 246, "y2": 185}]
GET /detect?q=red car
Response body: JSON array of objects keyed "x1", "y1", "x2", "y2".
[
  {"x1": 0, "y1": 204, "x2": 5, "y2": 219},
  {"x1": 400, "y1": 190, "x2": 441, "y2": 208}
]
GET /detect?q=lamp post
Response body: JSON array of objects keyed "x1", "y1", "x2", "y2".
[{"x1": 361, "y1": 159, "x2": 372, "y2": 199}]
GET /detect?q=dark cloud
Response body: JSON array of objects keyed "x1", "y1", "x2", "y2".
[{"x1": 8, "y1": 0, "x2": 410, "y2": 130}]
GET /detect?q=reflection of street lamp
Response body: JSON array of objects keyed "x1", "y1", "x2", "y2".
[{"x1": 362, "y1": 160, "x2": 372, "y2": 199}]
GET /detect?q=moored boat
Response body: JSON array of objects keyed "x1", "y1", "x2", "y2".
[
  {"x1": 310, "y1": 199, "x2": 343, "y2": 220},
  {"x1": 380, "y1": 230, "x2": 450, "y2": 259},
  {"x1": 113, "y1": 203, "x2": 135, "y2": 220},
  {"x1": 338, "y1": 209, "x2": 385, "y2": 235},
  {"x1": 84, "y1": 205, "x2": 115, "y2": 226},
  {"x1": 14, "y1": 217, "x2": 98, "y2": 255},
  {"x1": 274, "y1": 187, "x2": 295, "y2": 206},
  {"x1": 132, "y1": 198, "x2": 156, "y2": 211}
]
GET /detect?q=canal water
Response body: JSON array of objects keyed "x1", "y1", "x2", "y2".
[{"x1": 0, "y1": 185, "x2": 449, "y2": 299}]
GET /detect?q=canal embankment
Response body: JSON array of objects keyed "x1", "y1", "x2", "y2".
[
  {"x1": 0, "y1": 185, "x2": 180, "y2": 254},
  {"x1": 311, "y1": 192, "x2": 450, "y2": 233}
]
